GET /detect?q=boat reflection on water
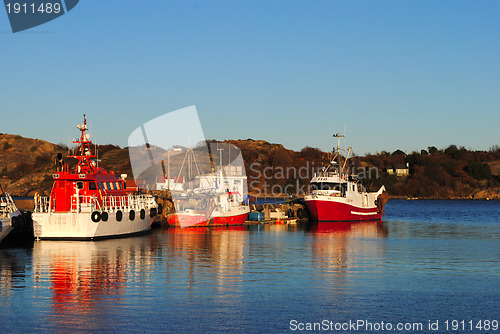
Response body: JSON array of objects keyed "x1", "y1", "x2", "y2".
[
  {"x1": 307, "y1": 220, "x2": 386, "y2": 235},
  {"x1": 164, "y1": 226, "x2": 247, "y2": 291},
  {"x1": 31, "y1": 235, "x2": 160, "y2": 331},
  {"x1": 306, "y1": 220, "x2": 388, "y2": 286}
]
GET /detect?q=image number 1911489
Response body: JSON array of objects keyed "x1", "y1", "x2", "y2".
[{"x1": 3, "y1": 0, "x2": 79, "y2": 33}]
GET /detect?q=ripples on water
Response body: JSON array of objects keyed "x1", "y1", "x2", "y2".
[{"x1": 0, "y1": 200, "x2": 499, "y2": 333}]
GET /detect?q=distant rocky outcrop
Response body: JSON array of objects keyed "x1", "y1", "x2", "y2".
[{"x1": 471, "y1": 188, "x2": 500, "y2": 200}]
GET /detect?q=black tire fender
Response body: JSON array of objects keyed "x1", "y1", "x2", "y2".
[
  {"x1": 101, "y1": 212, "x2": 108, "y2": 222},
  {"x1": 116, "y1": 210, "x2": 123, "y2": 222},
  {"x1": 140, "y1": 209, "x2": 146, "y2": 220},
  {"x1": 150, "y1": 207, "x2": 157, "y2": 218},
  {"x1": 129, "y1": 210, "x2": 135, "y2": 221},
  {"x1": 91, "y1": 211, "x2": 101, "y2": 223}
]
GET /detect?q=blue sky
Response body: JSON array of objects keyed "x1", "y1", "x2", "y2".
[{"x1": 1, "y1": 1, "x2": 499, "y2": 155}]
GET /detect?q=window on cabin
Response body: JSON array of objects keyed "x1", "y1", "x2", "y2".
[
  {"x1": 322, "y1": 183, "x2": 341, "y2": 191},
  {"x1": 311, "y1": 182, "x2": 341, "y2": 191},
  {"x1": 77, "y1": 181, "x2": 84, "y2": 189},
  {"x1": 107, "y1": 182, "x2": 112, "y2": 190},
  {"x1": 89, "y1": 182, "x2": 97, "y2": 190}
]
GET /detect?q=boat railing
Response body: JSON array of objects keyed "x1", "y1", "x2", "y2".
[
  {"x1": 0, "y1": 193, "x2": 19, "y2": 218},
  {"x1": 77, "y1": 194, "x2": 157, "y2": 213},
  {"x1": 34, "y1": 195, "x2": 51, "y2": 213},
  {"x1": 34, "y1": 194, "x2": 157, "y2": 213},
  {"x1": 99, "y1": 196, "x2": 128, "y2": 212},
  {"x1": 126, "y1": 194, "x2": 157, "y2": 211}
]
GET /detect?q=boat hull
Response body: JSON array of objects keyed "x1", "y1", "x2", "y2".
[
  {"x1": 0, "y1": 219, "x2": 14, "y2": 244},
  {"x1": 32, "y1": 211, "x2": 154, "y2": 240},
  {"x1": 167, "y1": 206, "x2": 250, "y2": 228},
  {"x1": 304, "y1": 197, "x2": 382, "y2": 222}
]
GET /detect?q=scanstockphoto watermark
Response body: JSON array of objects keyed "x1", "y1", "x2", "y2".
[
  {"x1": 248, "y1": 162, "x2": 380, "y2": 196},
  {"x1": 289, "y1": 319, "x2": 500, "y2": 332},
  {"x1": 289, "y1": 319, "x2": 427, "y2": 332}
]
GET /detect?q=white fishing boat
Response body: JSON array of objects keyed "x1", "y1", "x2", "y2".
[
  {"x1": 0, "y1": 193, "x2": 21, "y2": 244},
  {"x1": 32, "y1": 115, "x2": 158, "y2": 240}
]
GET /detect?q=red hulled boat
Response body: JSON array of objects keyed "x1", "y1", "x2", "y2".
[{"x1": 304, "y1": 133, "x2": 388, "y2": 222}]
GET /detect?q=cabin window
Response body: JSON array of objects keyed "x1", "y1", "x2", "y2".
[
  {"x1": 311, "y1": 182, "x2": 342, "y2": 191},
  {"x1": 323, "y1": 183, "x2": 341, "y2": 191},
  {"x1": 99, "y1": 182, "x2": 104, "y2": 190},
  {"x1": 107, "y1": 182, "x2": 112, "y2": 190},
  {"x1": 77, "y1": 181, "x2": 84, "y2": 189},
  {"x1": 89, "y1": 182, "x2": 97, "y2": 190}
]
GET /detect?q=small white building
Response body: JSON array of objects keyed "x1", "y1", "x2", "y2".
[
  {"x1": 155, "y1": 176, "x2": 185, "y2": 191},
  {"x1": 386, "y1": 163, "x2": 410, "y2": 177}
]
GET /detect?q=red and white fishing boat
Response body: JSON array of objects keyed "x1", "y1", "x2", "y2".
[
  {"x1": 166, "y1": 146, "x2": 249, "y2": 228},
  {"x1": 167, "y1": 192, "x2": 250, "y2": 228},
  {"x1": 32, "y1": 115, "x2": 158, "y2": 240},
  {"x1": 304, "y1": 133, "x2": 388, "y2": 222}
]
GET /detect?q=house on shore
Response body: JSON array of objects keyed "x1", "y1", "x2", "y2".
[{"x1": 386, "y1": 163, "x2": 410, "y2": 177}]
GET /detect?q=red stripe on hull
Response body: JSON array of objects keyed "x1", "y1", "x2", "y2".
[
  {"x1": 212, "y1": 212, "x2": 249, "y2": 226},
  {"x1": 167, "y1": 211, "x2": 249, "y2": 228},
  {"x1": 305, "y1": 199, "x2": 383, "y2": 222}
]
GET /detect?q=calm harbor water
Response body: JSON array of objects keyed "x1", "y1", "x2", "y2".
[{"x1": 1, "y1": 200, "x2": 499, "y2": 333}]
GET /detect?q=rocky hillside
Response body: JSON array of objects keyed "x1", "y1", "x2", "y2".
[
  {"x1": 1, "y1": 133, "x2": 500, "y2": 199},
  {"x1": 0, "y1": 134, "x2": 62, "y2": 196},
  {"x1": 0, "y1": 134, "x2": 131, "y2": 196}
]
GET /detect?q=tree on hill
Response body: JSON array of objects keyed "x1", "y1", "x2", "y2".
[
  {"x1": 392, "y1": 149, "x2": 406, "y2": 156},
  {"x1": 299, "y1": 147, "x2": 323, "y2": 160},
  {"x1": 428, "y1": 146, "x2": 438, "y2": 154},
  {"x1": 269, "y1": 148, "x2": 293, "y2": 166},
  {"x1": 464, "y1": 162, "x2": 492, "y2": 180}
]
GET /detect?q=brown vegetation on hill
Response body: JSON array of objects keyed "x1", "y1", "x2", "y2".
[
  {"x1": 0, "y1": 134, "x2": 131, "y2": 196},
  {"x1": 1, "y1": 133, "x2": 500, "y2": 199},
  {"x1": 227, "y1": 139, "x2": 330, "y2": 196},
  {"x1": 356, "y1": 145, "x2": 500, "y2": 199}
]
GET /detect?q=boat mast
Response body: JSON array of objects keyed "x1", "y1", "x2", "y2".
[
  {"x1": 332, "y1": 133, "x2": 344, "y2": 175},
  {"x1": 217, "y1": 146, "x2": 224, "y2": 191},
  {"x1": 68, "y1": 114, "x2": 97, "y2": 174}
]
